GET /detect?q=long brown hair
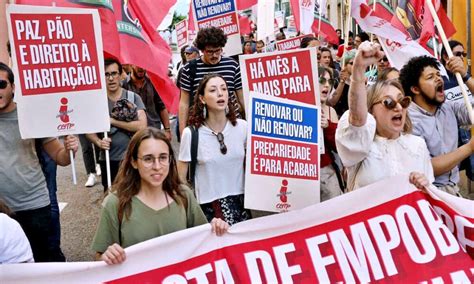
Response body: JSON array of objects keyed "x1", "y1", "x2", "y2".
[
  {"x1": 113, "y1": 128, "x2": 186, "y2": 221},
  {"x1": 367, "y1": 79, "x2": 413, "y2": 133},
  {"x1": 188, "y1": 73, "x2": 237, "y2": 128}
]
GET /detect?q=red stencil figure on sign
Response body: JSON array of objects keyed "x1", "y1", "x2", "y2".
[
  {"x1": 59, "y1": 97, "x2": 69, "y2": 123},
  {"x1": 279, "y1": 179, "x2": 289, "y2": 203}
]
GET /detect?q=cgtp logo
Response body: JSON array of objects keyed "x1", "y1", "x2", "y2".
[
  {"x1": 56, "y1": 97, "x2": 75, "y2": 131},
  {"x1": 276, "y1": 179, "x2": 291, "y2": 211}
]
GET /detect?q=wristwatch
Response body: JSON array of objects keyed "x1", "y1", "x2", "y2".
[{"x1": 462, "y1": 73, "x2": 471, "y2": 82}]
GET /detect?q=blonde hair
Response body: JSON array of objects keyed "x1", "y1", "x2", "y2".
[{"x1": 367, "y1": 79, "x2": 412, "y2": 133}]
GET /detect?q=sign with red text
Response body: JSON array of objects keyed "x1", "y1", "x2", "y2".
[
  {"x1": 240, "y1": 48, "x2": 320, "y2": 212},
  {"x1": 276, "y1": 34, "x2": 313, "y2": 51},
  {"x1": 240, "y1": 48, "x2": 319, "y2": 106},
  {"x1": 6, "y1": 5, "x2": 109, "y2": 139},
  {"x1": 192, "y1": 0, "x2": 241, "y2": 56},
  {"x1": 1, "y1": 177, "x2": 472, "y2": 283},
  {"x1": 245, "y1": 92, "x2": 320, "y2": 212},
  {"x1": 175, "y1": 19, "x2": 188, "y2": 49}
]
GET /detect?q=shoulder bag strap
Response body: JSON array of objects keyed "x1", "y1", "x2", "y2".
[
  {"x1": 347, "y1": 161, "x2": 363, "y2": 192},
  {"x1": 189, "y1": 126, "x2": 199, "y2": 187}
]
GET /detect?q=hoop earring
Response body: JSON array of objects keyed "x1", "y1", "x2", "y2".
[
  {"x1": 225, "y1": 105, "x2": 229, "y2": 115},
  {"x1": 202, "y1": 104, "x2": 207, "y2": 119}
]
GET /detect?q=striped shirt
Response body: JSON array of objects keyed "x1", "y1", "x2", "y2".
[{"x1": 179, "y1": 56, "x2": 242, "y2": 114}]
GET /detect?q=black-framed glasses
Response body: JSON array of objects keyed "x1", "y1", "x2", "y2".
[
  {"x1": 319, "y1": 77, "x2": 335, "y2": 86},
  {"x1": 137, "y1": 154, "x2": 171, "y2": 167},
  {"x1": 105, "y1": 71, "x2": 120, "y2": 79},
  {"x1": 454, "y1": 51, "x2": 467, "y2": 57},
  {"x1": 375, "y1": 96, "x2": 411, "y2": 110},
  {"x1": 214, "y1": 132, "x2": 227, "y2": 155},
  {"x1": 0, "y1": 79, "x2": 10, "y2": 89}
]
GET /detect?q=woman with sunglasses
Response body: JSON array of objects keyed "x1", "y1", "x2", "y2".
[
  {"x1": 335, "y1": 42, "x2": 434, "y2": 191},
  {"x1": 319, "y1": 67, "x2": 343, "y2": 200},
  {"x1": 92, "y1": 128, "x2": 228, "y2": 265},
  {"x1": 178, "y1": 74, "x2": 249, "y2": 225}
]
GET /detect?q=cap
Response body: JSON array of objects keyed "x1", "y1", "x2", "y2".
[{"x1": 185, "y1": 46, "x2": 199, "y2": 54}]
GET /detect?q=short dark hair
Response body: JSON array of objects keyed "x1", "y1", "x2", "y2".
[
  {"x1": 0, "y1": 62, "x2": 14, "y2": 84},
  {"x1": 194, "y1": 27, "x2": 227, "y2": 51},
  {"x1": 356, "y1": 32, "x2": 370, "y2": 42},
  {"x1": 348, "y1": 31, "x2": 354, "y2": 38},
  {"x1": 399, "y1": 56, "x2": 440, "y2": 97},
  {"x1": 300, "y1": 36, "x2": 319, "y2": 48},
  {"x1": 440, "y1": 40, "x2": 463, "y2": 66},
  {"x1": 104, "y1": 58, "x2": 123, "y2": 74}
]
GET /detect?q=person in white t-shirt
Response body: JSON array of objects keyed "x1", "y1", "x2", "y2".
[
  {"x1": 0, "y1": 200, "x2": 34, "y2": 264},
  {"x1": 178, "y1": 74, "x2": 249, "y2": 225}
]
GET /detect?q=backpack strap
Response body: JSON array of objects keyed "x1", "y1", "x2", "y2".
[
  {"x1": 187, "y1": 59, "x2": 198, "y2": 107},
  {"x1": 189, "y1": 125, "x2": 199, "y2": 187},
  {"x1": 126, "y1": 90, "x2": 135, "y2": 104}
]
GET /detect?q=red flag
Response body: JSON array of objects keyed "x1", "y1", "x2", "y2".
[
  {"x1": 391, "y1": 0, "x2": 455, "y2": 45},
  {"x1": 368, "y1": 0, "x2": 395, "y2": 22},
  {"x1": 16, "y1": 0, "x2": 179, "y2": 113},
  {"x1": 311, "y1": 15, "x2": 339, "y2": 45},
  {"x1": 239, "y1": 14, "x2": 252, "y2": 35},
  {"x1": 236, "y1": 0, "x2": 257, "y2": 10}
]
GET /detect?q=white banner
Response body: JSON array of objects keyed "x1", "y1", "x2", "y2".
[
  {"x1": 1, "y1": 176, "x2": 473, "y2": 283},
  {"x1": 256, "y1": 0, "x2": 275, "y2": 42},
  {"x1": 299, "y1": 0, "x2": 315, "y2": 35},
  {"x1": 6, "y1": 5, "x2": 109, "y2": 139}
]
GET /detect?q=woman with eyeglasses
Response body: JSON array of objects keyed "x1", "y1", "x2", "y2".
[
  {"x1": 178, "y1": 74, "x2": 249, "y2": 225},
  {"x1": 335, "y1": 42, "x2": 434, "y2": 191},
  {"x1": 318, "y1": 67, "x2": 343, "y2": 200},
  {"x1": 92, "y1": 128, "x2": 229, "y2": 265}
]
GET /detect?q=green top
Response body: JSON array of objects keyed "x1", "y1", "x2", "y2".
[{"x1": 92, "y1": 186, "x2": 207, "y2": 252}]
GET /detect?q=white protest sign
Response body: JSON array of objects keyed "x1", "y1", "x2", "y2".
[{"x1": 6, "y1": 5, "x2": 109, "y2": 139}]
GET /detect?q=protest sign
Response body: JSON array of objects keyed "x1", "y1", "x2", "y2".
[
  {"x1": 175, "y1": 19, "x2": 188, "y2": 49},
  {"x1": 191, "y1": 0, "x2": 241, "y2": 56},
  {"x1": 240, "y1": 48, "x2": 319, "y2": 107},
  {"x1": 6, "y1": 5, "x2": 109, "y2": 139},
  {"x1": 245, "y1": 92, "x2": 320, "y2": 212},
  {"x1": 1, "y1": 176, "x2": 473, "y2": 283},
  {"x1": 276, "y1": 34, "x2": 313, "y2": 51},
  {"x1": 240, "y1": 48, "x2": 320, "y2": 212}
]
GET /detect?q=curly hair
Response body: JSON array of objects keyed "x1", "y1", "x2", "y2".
[
  {"x1": 188, "y1": 74, "x2": 237, "y2": 128},
  {"x1": 194, "y1": 27, "x2": 227, "y2": 51},
  {"x1": 113, "y1": 128, "x2": 186, "y2": 222},
  {"x1": 399, "y1": 56, "x2": 440, "y2": 98}
]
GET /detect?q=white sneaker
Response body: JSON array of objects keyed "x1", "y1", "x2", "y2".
[
  {"x1": 95, "y1": 164, "x2": 101, "y2": 176},
  {"x1": 85, "y1": 173, "x2": 97, "y2": 187}
]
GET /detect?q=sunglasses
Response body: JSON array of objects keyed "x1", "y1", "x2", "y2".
[
  {"x1": 375, "y1": 96, "x2": 411, "y2": 110},
  {"x1": 319, "y1": 77, "x2": 335, "y2": 86},
  {"x1": 214, "y1": 132, "x2": 227, "y2": 154},
  {"x1": 379, "y1": 56, "x2": 389, "y2": 63},
  {"x1": 454, "y1": 51, "x2": 467, "y2": 57},
  {"x1": 0, "y1": 79, "x2": 10, "y2": 89}
]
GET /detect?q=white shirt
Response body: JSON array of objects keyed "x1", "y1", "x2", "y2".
[
  {"x1": 0, "y1": 213, "x2": 34, "y2": 264},
  {"x1": 336, "y1": 111, "x2": 434, "y2": 190},
  {"x1": 179, "y1": 119, "x2": 247, "y2": 203}
]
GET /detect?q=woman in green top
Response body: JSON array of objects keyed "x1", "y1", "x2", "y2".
[{"x1": 92, "y1": 128, "x2": 229, "y2": 265}]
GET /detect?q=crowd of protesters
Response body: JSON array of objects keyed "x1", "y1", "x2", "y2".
[{"x1": 0, "y1": 24, "x2": 472, "y2": 265}]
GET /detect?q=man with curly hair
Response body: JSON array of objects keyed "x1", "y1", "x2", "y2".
[
  {"x1": 178, "y1": 27, "x2": 244, "y2": 136},
  {"x1": 399, "y1": 55, "x2": 474, "y2": 196}
]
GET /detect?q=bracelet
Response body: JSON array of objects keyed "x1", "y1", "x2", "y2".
[{"x1": 462, "y1": 73, "x2": 471, "y2": 83}]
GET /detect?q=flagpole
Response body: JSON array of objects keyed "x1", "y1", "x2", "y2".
[
  {"x1": 433, "y1": 37, "x2": 438, "y2": 59},
  {"x1": 104, "y1": 132, "x2": 112, "y2": 189},
  {"x1": 342, "y1": 0, "x2": 351, "y2": 68},
  {"x1": 425, "y1": 0, "x2": 474, "y2": 124}
]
